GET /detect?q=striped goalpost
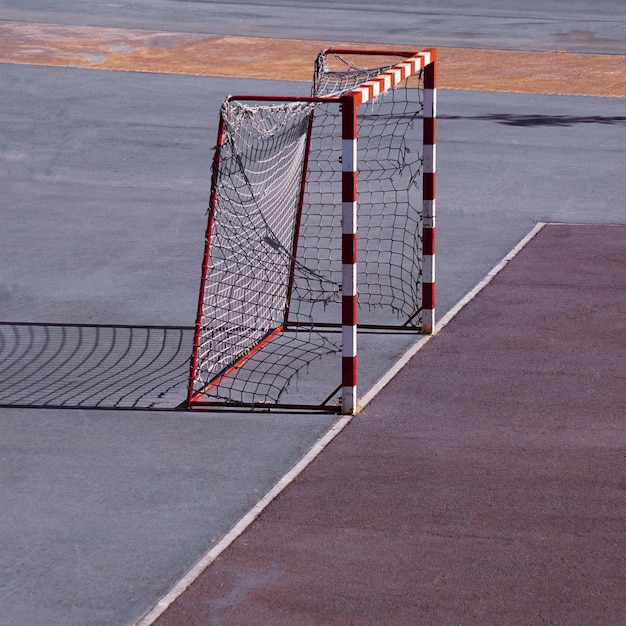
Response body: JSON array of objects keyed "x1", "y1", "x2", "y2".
[
  {"x1": 187, "y1": 48, "x2": 437, "y2": 414},
  {"x1": 339, "y1": 49, "x2": 437, "y2": 413}
]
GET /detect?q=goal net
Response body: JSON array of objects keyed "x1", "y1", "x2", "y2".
[{"x1": 187, "y1": 48, "x2": 436, "y2": 413}]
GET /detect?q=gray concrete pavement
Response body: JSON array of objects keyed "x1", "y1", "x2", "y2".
[
  {"x1": 1, "y1": 66, "x2": 310, "y2": 326},
  {"x1": 3, "y1": 64, "x2": 624, "y2": 327},
  {"x1": 0, "y1": 0, "x2": 624, "y2": 54},
  {"x1": 0, "y1": 409, "x2": 337, "y2": 626},
  {"x1": 436, "y1": 91, "x2": 626, "y2": 312}
]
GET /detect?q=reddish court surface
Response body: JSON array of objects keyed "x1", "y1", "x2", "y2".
[{"x1": 153, "y1": 224, "x2": 625, "y2": 625}]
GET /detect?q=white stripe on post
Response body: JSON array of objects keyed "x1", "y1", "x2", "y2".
[{"x1": 423, "y1": 86, "x2": 437, "y2": 119}]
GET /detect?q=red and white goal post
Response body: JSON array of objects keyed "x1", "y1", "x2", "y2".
[{"x1": 187, "y1": 48, "x2": 436, "y2": 414}]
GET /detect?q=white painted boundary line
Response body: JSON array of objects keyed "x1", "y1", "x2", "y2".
[
  {"x1": 359, "y1": 221, "x2": 546, "y2": 409},
  {"x1": 133, "y1": 413, "x2": 353, "y2": 626},
  {"x1": 133, "y1": 221, "x2": 546, "y2": 626}
]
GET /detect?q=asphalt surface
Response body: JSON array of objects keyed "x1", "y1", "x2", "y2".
[
  {"x1": 0, "y1": 2, "x2": 625, "y2": 625},
  {"x1": 0, "y1": 0, "x2": 624, "y2": 53}
]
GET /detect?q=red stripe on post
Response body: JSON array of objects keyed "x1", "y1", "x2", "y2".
[
  {"x1": 342, "y1": 356, "x2": 357, "y2": 387},
  {"x1": 423, "y1": 227, "x2": 436, "y2": 256},
  {"x1": 342, "y1": 233, "x2": 357, "y2": 264},
  {"x1": 423, "y1": 117, "x2": 436, "y2": 145},
  {"x1": 342, "y1": 171, "x2": 357, "y2": 202},
  {"x1": 341, "y1": 95, "x2": 357, "y2": 139},
  {"x1": 422, "y1": 282, "x2": 435, "y2": 310},
  {"x1": 423, "y1": 172, "x2": 436, "y2": 201},
  {"x1": 342, "y1": 295, "x2": 357, "y2": 325}
]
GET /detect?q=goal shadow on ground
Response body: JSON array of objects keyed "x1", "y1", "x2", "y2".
[
  {"x1": 0, "y1": 322, "x2": 192, "y2": 410},
  {"x1": 440, "y1": 113, "x2": 626, "y2": 127}
]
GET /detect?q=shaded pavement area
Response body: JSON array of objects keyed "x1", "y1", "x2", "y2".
[{"x1": 152, "y1": 224, "x2": 626, "y2": 625}]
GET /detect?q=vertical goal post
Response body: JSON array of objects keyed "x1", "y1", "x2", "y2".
[{"x1": 187, "y1": 48, "x2": 437, "y2": 414}]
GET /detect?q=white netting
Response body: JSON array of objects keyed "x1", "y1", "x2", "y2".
[
  {"x1": 312, "y1": 51, "x2": 397, "y2": 98},
  {"x1": 290, "y1": 51, "x2": 425, "y2": 326},
  {"x1": 193, "y1": 101, "x2": 319, "y2": 395}
]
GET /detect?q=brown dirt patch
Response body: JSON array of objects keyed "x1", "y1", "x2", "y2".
[{"x1": 1, "y1": 21, "x2": 624, "y2": 97}]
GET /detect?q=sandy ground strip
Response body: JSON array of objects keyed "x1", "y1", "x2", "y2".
[{"x1": 1, "y1": 20, "x2": 625, "y2": 97}]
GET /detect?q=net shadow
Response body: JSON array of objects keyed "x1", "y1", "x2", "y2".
[
  {"x1": 0, "y1": 322, "x2": 192, "y2": 410},
  {"x1": 191, "y1": 327, "x2": 341, "y2": 411}
]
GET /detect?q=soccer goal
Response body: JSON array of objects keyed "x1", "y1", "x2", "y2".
[{"x1": 187, "y1": 48, "x2": 436, "y2": 414}]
